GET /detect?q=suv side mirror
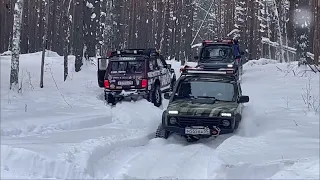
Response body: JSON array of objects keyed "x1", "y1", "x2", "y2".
[
  {"x1": 238, "y1": 96, "x2": 249, "y2": 103},
  {"x1": 194, "y1": 56, "x2": 199, "y2": 60},
  {"x1": 164, "y1": 92, "x2": 172, "y2": 100}
]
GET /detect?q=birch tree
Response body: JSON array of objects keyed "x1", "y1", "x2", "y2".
[
  {"x1": 10, "y1": 0, "x2": 24, "y2": 91},
  {"x1": 271, "y1": 0, "x2": 285, "y2": 62}
]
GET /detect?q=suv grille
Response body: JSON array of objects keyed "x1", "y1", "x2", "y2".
[{"x1": 178, "y1": 116, "x2": 221, "y2": 127}]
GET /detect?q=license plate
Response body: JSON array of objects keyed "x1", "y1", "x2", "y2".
[
  {"x1": 185, "y1": 127, "x2": 210, "y2": 135},
  {"x1": 118, "y1": 81, "x2": 133, "y2": 86}
]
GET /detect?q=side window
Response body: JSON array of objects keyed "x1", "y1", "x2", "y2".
[
  {"x1": 152, "y1": 56, "x2": 160, "y2": 70},
  {"x1": 149, "y1": 57, "x2": 159, "y2": 71}
]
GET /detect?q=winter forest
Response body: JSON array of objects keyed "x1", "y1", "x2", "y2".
[{"x1": 0, "y1": 0, "x2": 319, "y2": 88}]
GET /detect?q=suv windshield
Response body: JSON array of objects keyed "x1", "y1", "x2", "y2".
[
  {"x1": 200, "y1": 45, "x2": 234, "y2": 62},
  {"x1": 174, "y1": 81, "x2": 235, "y2": 101},
  {"x1": 109, "y1": 60, "x2": 144, "y2": 74}
]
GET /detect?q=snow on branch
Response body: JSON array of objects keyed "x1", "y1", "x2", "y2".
[{"x1": 261, "y1": 37, "x2": 317, "y2": 60}]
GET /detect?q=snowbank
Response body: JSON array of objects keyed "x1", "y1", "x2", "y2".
[
  {"x1": 245, "y1": 58, "x2": 278, "y2": 66},
  {"x1": 0, "y1": 50, "x2": 60, "y2": 57},
  {"x1": 0, "y1": 51, "x2": 12, "y2": 56},
  {"x1": 1, "y1": 145, "x2": 91, "y2": 179}
]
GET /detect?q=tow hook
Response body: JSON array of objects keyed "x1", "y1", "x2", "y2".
[{"x1": 212, "y1": 126, "x2": 221, "y2": 137}]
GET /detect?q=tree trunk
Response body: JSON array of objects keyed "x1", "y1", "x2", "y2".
[
  {"x1": 74, "y1": 0, "x2": 84, "y2": 72},
  {"x1": 10, "y1": 0, "x2": 24, "y2": 91},
  {"x1": 40, "y1": 0, "x2": 49, "y2": 88},
  {"x1": 63, "y1": 0, "x2": 73, "y2": 81},
  {"x1": 314, "y1": 0, "x2": 320, "y2": 64}
]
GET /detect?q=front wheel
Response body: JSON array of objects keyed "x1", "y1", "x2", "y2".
[{"x1": 155, "y1": 124, "x2": 170, "y2": 139}]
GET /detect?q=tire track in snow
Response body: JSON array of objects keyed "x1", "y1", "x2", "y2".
[
  {"x1": 92, "y1": 134, "x2": 233, "y2": 179},
  {"x1": 1, "y1": 114, "x2": 114, "y2": 137},
  {"x1": 62, "y1": 130, "x2": 155, "y2": 178}
]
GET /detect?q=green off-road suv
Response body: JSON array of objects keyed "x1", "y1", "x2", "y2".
[{"x1": 155, "y1": 68, "x2": 249, "y2": 142}]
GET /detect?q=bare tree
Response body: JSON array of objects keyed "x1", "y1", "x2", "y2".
[
  {"x1": 10, "y1": 0, "x2": 24, "y2": 91},
  {"x1": 40, "y1": 0, "x2": 49, "y2": 88},
  {"x1": 63, "y1": 0, "x2": 73, "y2": 81},
  {"x1": 314, "y1": 0, "x2": 320, "y2": 64},
  {"x1": 74, "y1": 0, "x2": 84, "y2": 72}
]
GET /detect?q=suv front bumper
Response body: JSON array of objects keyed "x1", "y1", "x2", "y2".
[
  {"x1": 164, "y1": 125, "x2": 233, "y2": 136},
  {"x1": 163, "y1": 115, "x2": 235, "y2": 136}
]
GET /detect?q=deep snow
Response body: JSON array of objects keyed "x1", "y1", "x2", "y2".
[{"x1": 1, "y1": 51, "x2": 319, "y2": 179}]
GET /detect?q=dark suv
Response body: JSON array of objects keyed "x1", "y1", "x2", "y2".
[
  {"x1": 155, "y1": 67, "x2": 249, "y2": 142},
  {"x1": 97, "y1": 49, "x2": 176, "y2": 107},
  {"x1": 193, "y1": 39, "x2": 245, "y2": 80}
]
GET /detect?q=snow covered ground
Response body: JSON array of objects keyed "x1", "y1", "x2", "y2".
[{"x1": 1, "y1": 52, "x2": 319, "y2": 179}]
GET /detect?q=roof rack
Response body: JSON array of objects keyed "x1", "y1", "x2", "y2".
[
  {"x1": 109, "y1": 48, "x2": 159, "y2": 57},
  {"x1": 216, "y1": 38, "x2": 235, "y2": 44},
  {"x1": 202, "y1": 38, "x2": 236, "y2": 46},
  {"x1": 202, "y1": 40, "x2": 214, "y2": 46},
  {"x1": 180, "y1": 65, "x2": 236, "y2": 77}
]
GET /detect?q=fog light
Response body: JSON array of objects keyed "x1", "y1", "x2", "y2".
[
  {"x1": 222, "y1": 120, "x2": 230, "y2": 127},
  {"x1": 169, "y1": 117, "x2": 177, "y2": 124}
]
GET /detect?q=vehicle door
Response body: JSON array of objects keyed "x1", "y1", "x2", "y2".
[
  {"x1": 156, "y1": 56, "x2": 171, "y2": 89},
  {"x1": 159, "y1": 56, "x2": 172, "y2": 87},
  {"x1": 148, "y1": 56, "x2": 161, "y2": 89}
]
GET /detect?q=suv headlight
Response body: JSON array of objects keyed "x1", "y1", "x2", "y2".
[
  {"x1": 220, "y1": 112, "x2": 232, "y2": 117},
  {"x1": 168, "y1": 110, "x2": 179, "y2": 115}
]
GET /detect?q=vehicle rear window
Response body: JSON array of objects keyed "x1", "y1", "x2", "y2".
[
  {"x1": 109, "y1": 61, "x2": 144, "y2": 74},
  {"x1": 201, "y1": 45, "x2": 234, "y2": 61}
]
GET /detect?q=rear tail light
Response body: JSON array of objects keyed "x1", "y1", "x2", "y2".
[
  {"x1": 141, "y1": 79, "x2": 148, "y2": 88},
  {"x1": 104, "y1": 80, "x2": 110, "y2": 88}
]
